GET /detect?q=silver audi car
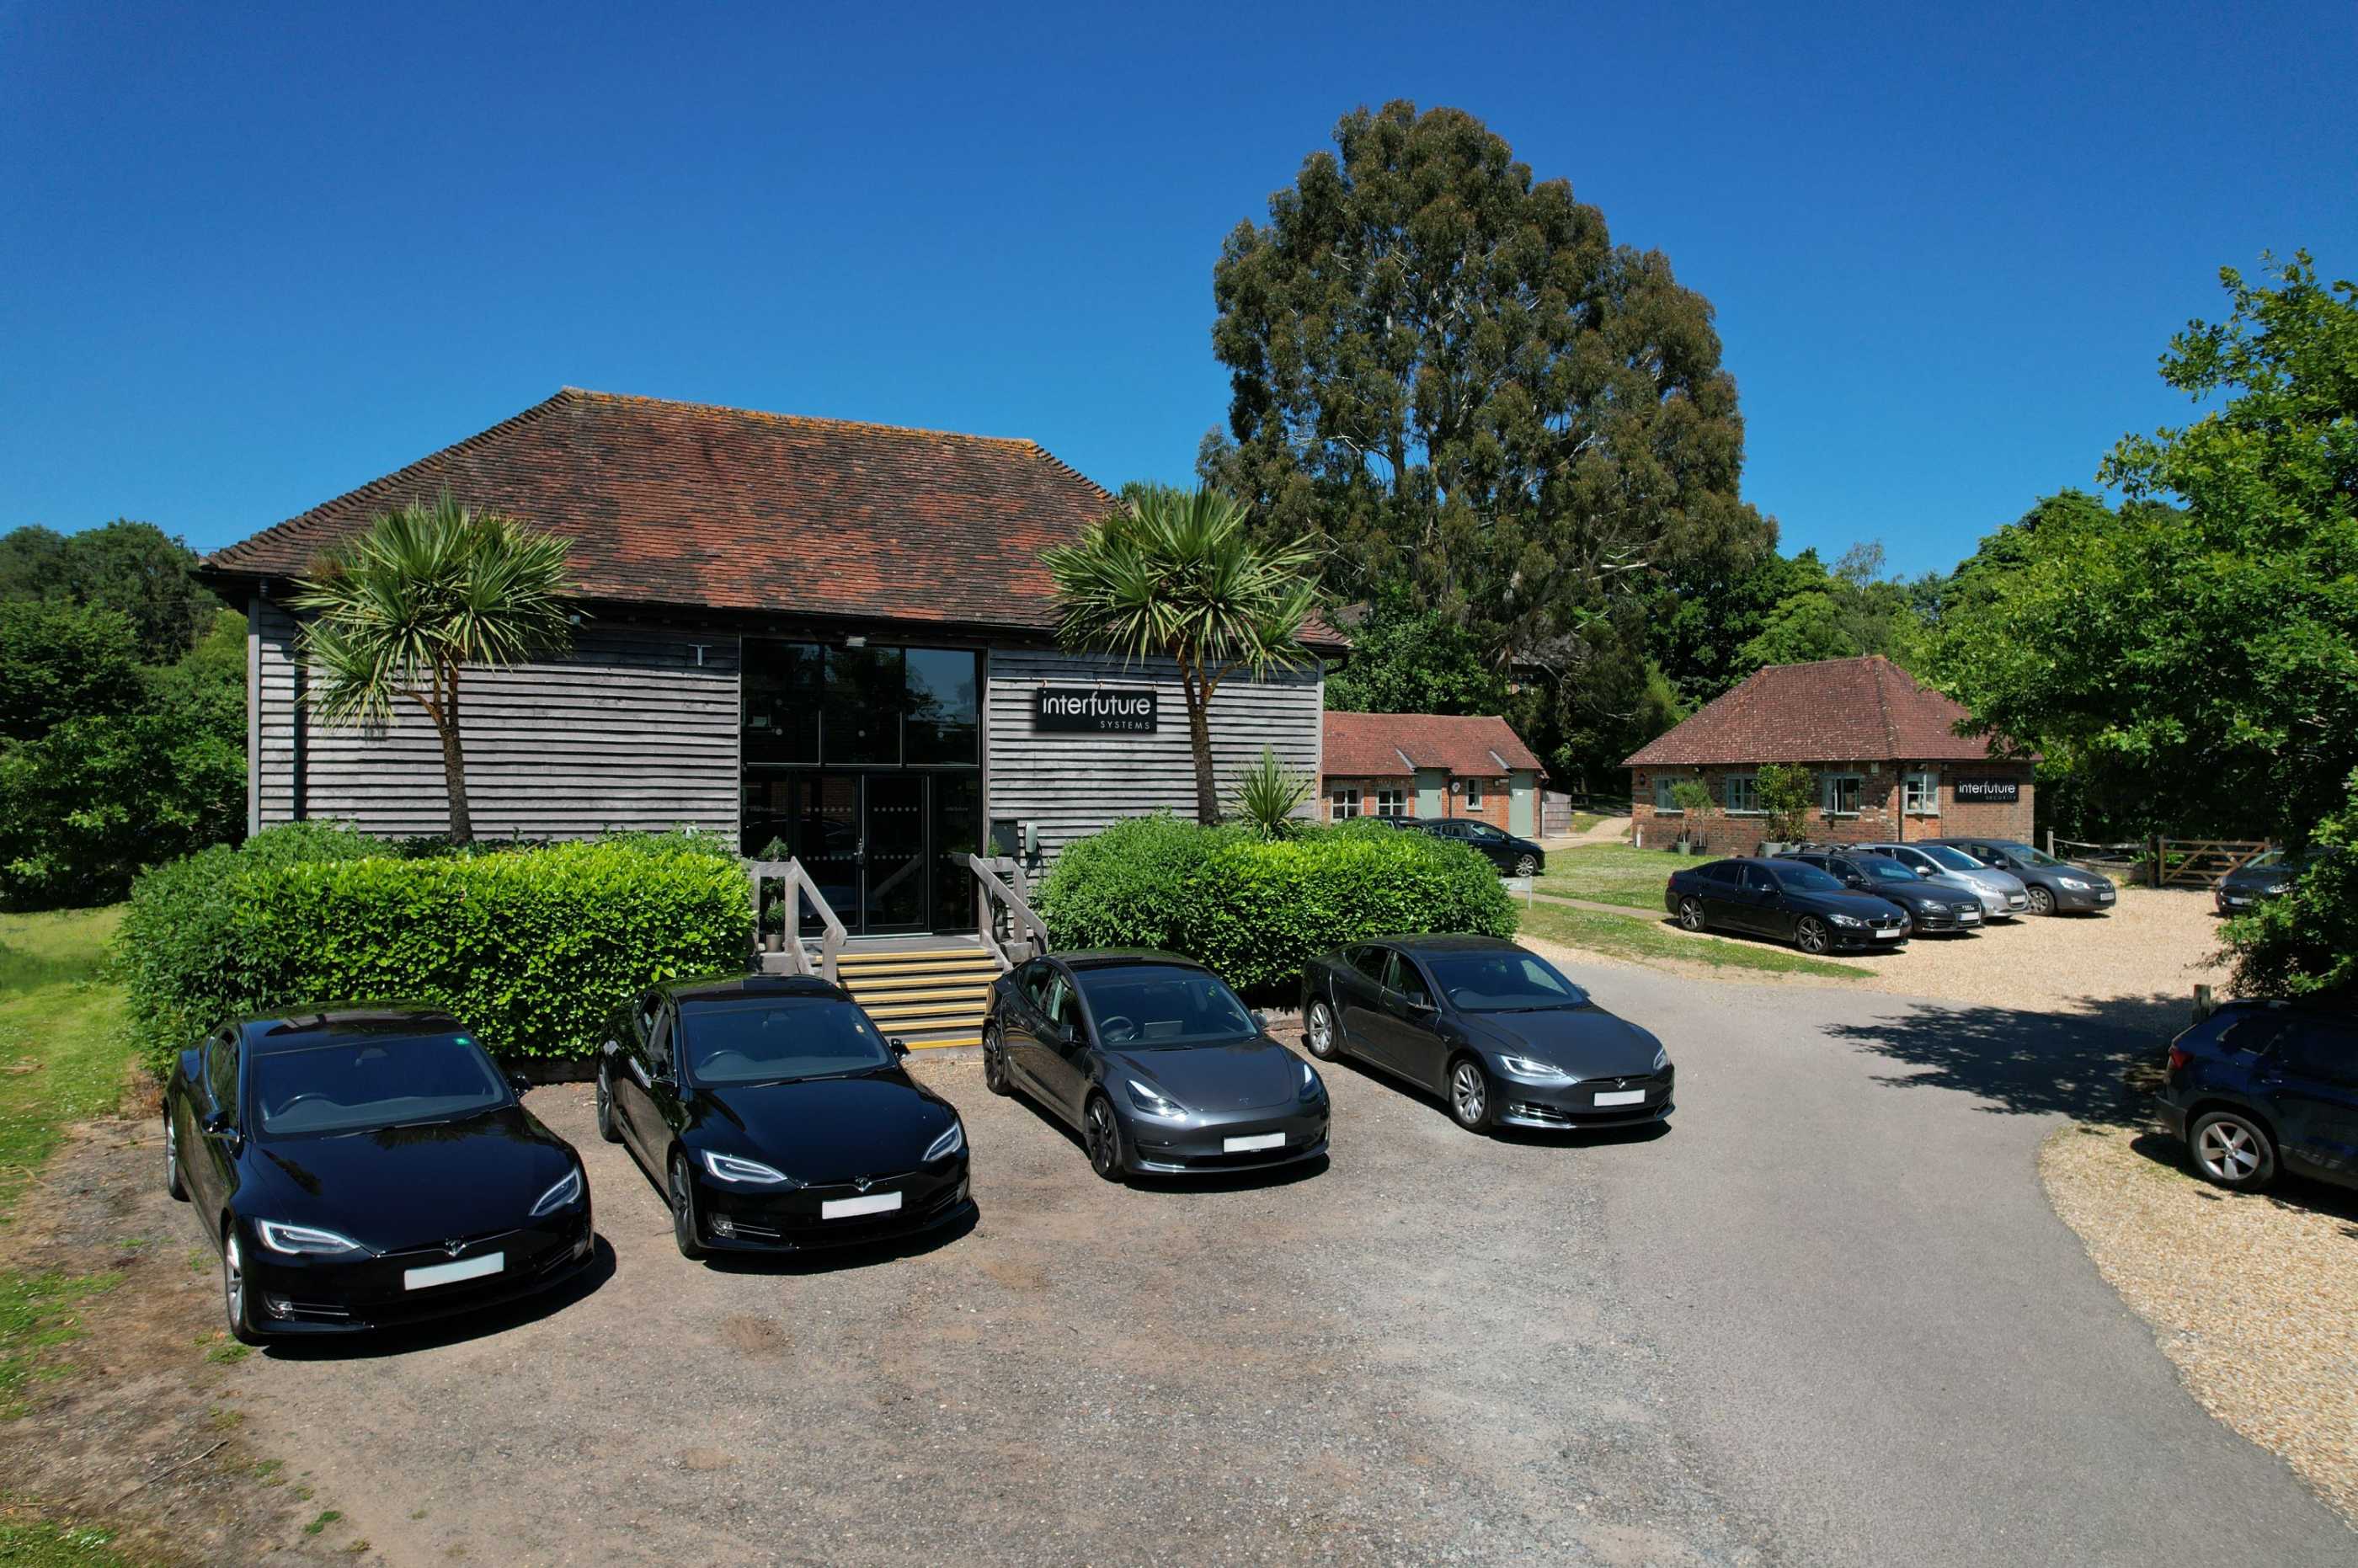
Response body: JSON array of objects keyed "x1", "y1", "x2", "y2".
[{"x1": 1854, "y1": 841, "x2": 2031, "y2": 920}]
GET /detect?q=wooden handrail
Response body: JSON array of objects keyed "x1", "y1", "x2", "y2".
[
  {"x1": 967, "y1": 853, "x2": 1049, "y2": 971},
  {"x1": 744, "y1": 859, "x2": 846, "y2": 983}
]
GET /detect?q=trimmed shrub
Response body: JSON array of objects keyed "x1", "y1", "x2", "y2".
[
  {"x1": 119, "y1": 827, "x2": 749, "y2": 1076},
  {"x1": 1035, "y1": 813, "x2": 1517, "y2": 997}
]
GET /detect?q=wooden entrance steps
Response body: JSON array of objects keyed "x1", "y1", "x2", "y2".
[{"x1": 832, "y1": 943, "x2": 1001, "y2": 1051}]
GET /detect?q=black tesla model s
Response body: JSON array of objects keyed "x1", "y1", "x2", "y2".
[
  {"x1": 164, "y1": 1006, "x2": 595, "y2": 1344},
  {"x1": 596, "y1": 973, "x2": 974, "y2": 1258},
  {"x1": 1299, "y1": 936, "x2": 1673, "y2": 1132},
  {"x1": 980, "y1": 951, "x2": 1330, "y2": 1180}
]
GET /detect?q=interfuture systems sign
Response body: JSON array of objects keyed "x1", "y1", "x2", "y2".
[{"x1": 1033, "y1": 686, "x2": 1158, "y2": 734}]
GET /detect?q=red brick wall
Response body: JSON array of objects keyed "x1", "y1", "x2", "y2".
[
  {"x1": 1627, "y1": 763, "x2": 2034, "y2": 852},
  {"x1": 1438, "y1": 776, "x2": 1511, "y2": 829},
  {"x1": 1322, "y1": 776, "x2": 1413, "y2": 822}
]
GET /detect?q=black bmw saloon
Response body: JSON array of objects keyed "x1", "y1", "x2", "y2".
[
  {"x1": 164, "y1": 1007, "x2": 595, "y2": 1344},
  {"x1": 1664, "y1": 856, "x2": 1912, "y2": 954},
  {"x1": 1300, "y1": 936, "x2": 1672, "y2": 1132},
  {"x1": 980, "y1": 952, "x2": 1330, "y2": 1180},
  {"x1": 596, "y1": 973, "x2": 974, "y2": 1257}
]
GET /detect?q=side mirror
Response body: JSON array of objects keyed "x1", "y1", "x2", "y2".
[
  {"x1": 509, "y1": 1072, "x2": 532, "y2": 1098},
  {"x1": 648, "y1": 1069, "x2": 678, "y2": 1094},
  {"x1": 1250, "y1": 1010, "x2": 1270, "y2": 1033},
  {"x1": 889, "y1": 1038, "x2": 910, "y2": 1059}
]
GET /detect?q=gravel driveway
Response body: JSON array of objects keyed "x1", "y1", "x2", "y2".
[{"x1": 203, "y1": 968, "x2": 2349, "y2": 1566}]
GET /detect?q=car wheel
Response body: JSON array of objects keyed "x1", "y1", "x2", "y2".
[
  {"x1": 2026, "y1": 884, "x2": 2057, "y2": 915},
  {"x1": 222, "y1": 1225, "x2": 262, "y2": 1345},
  {"x1": 1678, "y1": 896, "x2": 1708, "y2": 933},
  {"x1": 1794, "y1": 916, "x2": 1831, "y2": 955},
  {"x1": 1448, "y1": 1058, "x2": 1494, "y2": 1133},
  {"x1": 2189, "y1": 1110, "x2": 2277, "y2": 1192},
  {"x1": 594, "y1": 1064, "x2": 621, "y2": 1144},
  {"x1": 1083, "y1": 1094, "x2": 1126, "y2": 1181},
  {"x1": 982, "y1": 1024, "x2": 1011, "y2": 1096},
  {"x1": 163, "y1": 1100, "x2": 187, "y2": 1202},
  {"x1": 669, "y1": 1154, "x2": 707, "y2": 1259},
  {"x1": 1513, "y1": 853, "x2": 1539, "y2": 877},
  {"x1": 1304, "y1": 1000, "x2": 1342, "y2": 1062}
]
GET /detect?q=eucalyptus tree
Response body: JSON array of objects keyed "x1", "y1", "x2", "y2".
[
  {"x1": 290, "y1": 495, "x2": 574, "y2": 843},
  {"x1": 1043, "y1": 486, "x2": 1320, "y2": 825}
]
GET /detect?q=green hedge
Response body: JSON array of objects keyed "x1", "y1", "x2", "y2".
[
  {"x1": 119, "y1": 825, "x2": 750, "y2": 1077},
  {"x1": 1035, "y1": 815, "x2": 1517, "y2": 996}
]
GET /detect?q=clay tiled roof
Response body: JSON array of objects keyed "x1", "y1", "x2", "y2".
[
  {"x1": 1624, "y1": 656, "x2": 2009, "y2": 767},
  {"x1": 205, "y1": 388, "x2": 1348, "y2": 648},
  {"x1": 1323, "y1": 712, "x2": 1545, "y2": 779}
]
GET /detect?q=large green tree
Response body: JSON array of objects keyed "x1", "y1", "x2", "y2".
[
  {"x1": 1043, "y1": 486, "x2": 1320, "y2": 824},
  {"x1": 1323, "y1": 593, "x2": 1510, "y2": 715},
  {"x1": 1203, "y1": 102, "x2": 1770, "y2": 777},
  {"x1": 0, "y1": 519, "x2": 221, "y2": 664},
  {"x1": 1937, "y1": 254, "x2": 2358, "y2": 839},
  {"x1": 0, "y1": 600, "x2": 146, "y2": 742}
]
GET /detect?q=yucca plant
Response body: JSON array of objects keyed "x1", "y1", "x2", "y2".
[
  {"x1": 1226, "y1": 745, "x2": 1315, "y2": 838},
  {"x1": 290, "y1": 494, "x2": 574, "y2": 844},
  {"x1": 1043, "y1": 486, "x2": 1320, "y2": 824}
]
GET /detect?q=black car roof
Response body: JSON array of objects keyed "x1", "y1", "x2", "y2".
[
  {"x1": 1054, "y1": 950, "x2": 1209, "y2": 973},
  {"x1": 663, "y1": 972, "x2": 850, "y2": 1004},
  {"x1": 238, "y1": 1004, "x2": 467, "y2": 1053}
]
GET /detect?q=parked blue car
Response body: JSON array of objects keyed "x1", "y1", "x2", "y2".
[{"x1": 2157, "y1": 1001, "x2": 2358, "y2": 1192}]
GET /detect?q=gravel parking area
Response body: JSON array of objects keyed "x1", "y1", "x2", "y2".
[{"x1": 2042, "y1": 1123, "x2": 2358, "y2": 1527}]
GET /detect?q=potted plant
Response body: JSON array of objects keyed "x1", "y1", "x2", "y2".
[
  {"x1": 1668, "y1": 779, "x2": 1715, "y2": 853},
  {"x1": 1756, "y1": 763, "x2": 1816, "y2": 856}
]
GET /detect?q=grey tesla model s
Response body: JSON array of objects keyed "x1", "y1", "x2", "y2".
[
  {"x1": 981, "y1": 951, "x2": 1330, "y2": 1180},
  {"x1": 1299, "y1": 936, "x2": 1673, "y2": 1133}
]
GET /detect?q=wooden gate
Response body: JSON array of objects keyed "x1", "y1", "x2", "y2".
[{"x1": 2152, "y1": 838, "x2": 2269, "y2": 889}]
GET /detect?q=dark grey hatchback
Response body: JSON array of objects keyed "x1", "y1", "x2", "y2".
[{"x1": 981, "y1": 952, "x2": 1329, "y2": 1180}]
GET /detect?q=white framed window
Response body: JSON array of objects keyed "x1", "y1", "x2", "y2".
[
  {"x1": 1331, "y1": 787, "x2": 1361, "y2": 820},
  {"x1": 1822, "y1": 773, "x2": 1864, "y2": 818},
  {"x1": 1652, "y1": 776, "x2": 1682, "y2": 813},
  {"x1": 1902, "y1": 770, "x2": 1939, "y2": 816},
  {"x1": 1464, "y1": 776, "x2": 1486, "y2": 808},
  {"x1": 1723, "y1": 774, "x2": 1760, "y2": 815},
  {"x1": 1374, "y1": 787, "x2": 1406, "y2": 818}
]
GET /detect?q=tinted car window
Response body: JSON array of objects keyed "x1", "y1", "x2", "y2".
[
  {"x1": 1768, "y1": 861, "x2": 1845, "y2": 893},
  {"x1": 648, "y1": 1006, "x2": 675, "y2": 1071},
  {"x1": 1739, "y1": 863, "x2": 1777, "y2": 894},
  {"x1": 1383, "y1": 952, "x2": 1434, "y2": 1008},
  {"x1": 205, "y1": 1032, "x2": 240, "y2": 1117},
  {"x1": 1347, "y1": 946, "x2": 1391, "y2": 983},
  {"x1": 1851, "y1": 857, "x2": 1923, "y2": 886},
  {"x1": 1424, "y1": 951, "x2": 1587, "y2": 1012},
  {"x1": 1917, "y1": 845, "x2": 1987, "y2": 872},
  {"x1": 679, "y1": 995, "x2": 891, "y2": 1084},
  {"x1": 2217, "y1": 1012, "x2": 2292, "y2": 1053},
  {"x1": 1463, "y1": 822, "x2": 1504, "y2": 841},
  {"x1": 2276, "y1": 1019, "x2": 2358, "y2": 1085},
  {"x1": 1699, "y1": 861, "x2": 1741, "y2": 887},
  {"x1": 1075, "y1": 964, "x2": 1254, "y2": 1045},
  {"x1": 252, "y1": 1032, "x2": 509, "y2": 1136}
]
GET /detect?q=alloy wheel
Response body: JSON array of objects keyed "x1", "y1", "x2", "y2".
[
  {"x1": 1304, "y1": 1002, "x2": 1338, "y2": 1061},
  {"x1": 1450, "y1": 1061, "x2": 1489, "y2": 1130},
  {"x1": 2028, "y1": 886, "x2": 2057, "y2": 915},
  {"x1": 1514, "y1": 854, "x2": 1539, "y2": 877},
  {"x1": 594, "y1": 1067, "x2": 619, "y2": 1142},
  {"x1": 163, "y1": 1108, "x2": 185, "y2": 1200},
  {"x1": 1795, "y1": 917, "x2": 1830, "y2": 954},
  {"x1": 1085, "y1": 1098, "x2": 1122, "y2": 1179},
  {"x1": 2195, "y1": 1119, "x2": 2263, "y2": 1183},
  {"x1": 983, "y1": 1027, "x2": 1010, "y2": 1095},
  {"x1": 221, "y1": 1231, "x2": 251, "y2": 1342},
  {"x1": 1678, "y1": 897, "x2": 1706, "y2": 932},
  {"x1": 670, "y1": 1158, "x2": 705, "y2": 1258}
]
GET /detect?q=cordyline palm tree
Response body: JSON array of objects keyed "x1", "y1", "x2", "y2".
[
  {"x1": 290, "y1": 495, "x2": 574, "y2": 844},
  {"x1": 1043, "y1": 486, "x2": 1320, "y2": 825}
]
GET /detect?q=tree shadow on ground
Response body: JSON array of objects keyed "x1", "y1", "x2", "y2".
[{"x1": 1821, "y1": 992, "x2": 2196, "y2": 1121}]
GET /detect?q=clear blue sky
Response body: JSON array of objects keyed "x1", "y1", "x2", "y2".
[{"x1": 3, "y1": 2, "x2": 2351, "y2": 579}]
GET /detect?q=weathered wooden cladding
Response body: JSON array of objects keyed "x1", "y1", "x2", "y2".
[
  {"x1": 983, "y1": 648, "x2": 1325, "y2": 858},
  {"x1": 253, "y1": 599, "x2": 739, "y2": 838}
]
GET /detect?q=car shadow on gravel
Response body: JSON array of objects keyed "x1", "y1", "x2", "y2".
[
  {"x1": 258, "y1": 1235, "x2": 620, "y2": 1361},
  {"x1": 1822, "y1": 995, "x2": 2187, "y2": 1119},
  {"x1": 2122, "y1": 1129, "x2": 2358, "y2": 1233}
]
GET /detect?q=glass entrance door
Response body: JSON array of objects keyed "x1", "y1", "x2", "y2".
[
  {"x1": 859, "y1": 774, "x2": 928, "y2": 934},
  {"x1": 743, "y1": 771, "x2": 974, "y2": 936}
]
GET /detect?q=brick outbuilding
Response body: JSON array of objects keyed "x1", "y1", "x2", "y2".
[
  {"x1": 1622, "y1": 656, "x2": 2033, "y2": 852},
  {"x1": 1322, "y1": 712, "x2": 1548, "y2": 835}
]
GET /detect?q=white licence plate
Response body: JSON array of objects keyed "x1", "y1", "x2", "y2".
[
  {"x1": 1874, "y1": 929, "x2": 1905, "y2": 940},
  {"x1": 821, "y1": 1192, "x2": 904, "y2": 1219},
  {"x1": 1594, "y1": 1089, "x2": 1646, "y2": 1107},
  {"x1": 403, "y1": 1251, "x2": 503, "y2": 1291},
  {"x1": 1224, "y1": 1133, "x2": 1285, "y2": 1153},
  {"x1": 1958, "y1": 909, "x2": 1981, "y2": 922},
  {"x1": 2097, "y1": 889, "x2": 2115, "y2": 901}
]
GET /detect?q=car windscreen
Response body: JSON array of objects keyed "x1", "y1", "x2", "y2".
[
  {"x1": 252, "y1": 1032, "x2": 509, "y2": 1137},
  {"x1": 1853, "y1": 859, "x2": 1921, "y2": 884},
  {"x1": 1768, "y1": 862, "x2": 1844, "y2": 893},
  {"x1": 1074, "y1": 965, "x2": 1256, "y2": 1047},
  {"x1": 1424, "y1": 950, "x2": 1589, "y2": 1012},
  {"x1": 1998, "y1": 843, "x2": 2068, "y2": 868},
  {"x1": 679, "y1": 995, "x2": 892, "y2": 1084},
  {"x1": 1919, "y1": 845, "x2": 1987, "y2": 872}
]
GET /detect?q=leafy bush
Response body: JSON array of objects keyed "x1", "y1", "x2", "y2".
[
  {"x1": 1224, "y1": 745, "x2": 1315, "y2": 838},
  {"x1": 2217, "y1": 769, "x2": 2358, "y2": 1001},
  {"x1": 1756, "y1": 763, "x2": 1816, "y2": 843},
  {"x1": 1035, "y1": 813, "x2": 1516, "y2": 996},
  {"x1": 119, "y1": 827, "x2": 749, "y2": 1076}
]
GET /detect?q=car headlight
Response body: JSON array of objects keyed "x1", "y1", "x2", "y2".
[
  {"x1": 255, "y1": 1219, "x2": 369, "y2": 1257},
  {"x1": 528, "y1": 1166, "x2": 584, "y2": 1217},
  {"x1": 1299, "y1": 1060, "x2": 1325, "y2": 1099},
  {"x1": 1920, "y1": 901, "x2": 1948, "y2": 915},
  {"x1": 700, "y1": 1149, "x2": 798, "y2": 1186},
  {"x1": 2057, "y1": 877, "x2": 2089, "y2": 891},
  {"x1": 2265, "y1": 882, "x2": 2291, "y2": 895},
  {"x1": 1124, "y1": 1078, "x2": 1188, "y2": 1122},
  {"x1": 1830, "y1": 913, "x2": 1865, "y2": 928},
  {"x1": 1498, "y1": 1053, "x2": 1576, "y2": 1085},
  {"x1": 1651, "y1": 1044, "x2": 1670, "y2": 1073},
  {"x1": 923, "y1": 1120, "x2": 965, "y2": 1162}
]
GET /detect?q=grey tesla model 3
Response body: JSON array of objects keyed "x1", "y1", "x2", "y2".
[
  {"x1": 1299, "y1": 936, "x2": 1672, "y2": 1133},
  {"x1": 981, "y1": 951, "x2": 1330, "y2": 1180}
]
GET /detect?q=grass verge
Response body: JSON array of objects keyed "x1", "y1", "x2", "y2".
[
  {"x1": 0, "y1": 1510, "x2": 135, "y2": 1566},
  {"x1": 0, "y1": 908, "x2": 131, "y2": 1226},
  {"x1": 1533, "y1": 842, "x2": 1688, "y2": 911},
  {"x1": 1518, "y1": 899, "x2": 1867, "y2": 979}
]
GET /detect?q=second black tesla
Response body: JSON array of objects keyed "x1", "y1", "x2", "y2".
[
  {"x1": 980, "y1": 952, "x2": 1330, "y2": 1180},
  {"x1": 597, "y1": 973, "x2": 974, "y2": 1257}
]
